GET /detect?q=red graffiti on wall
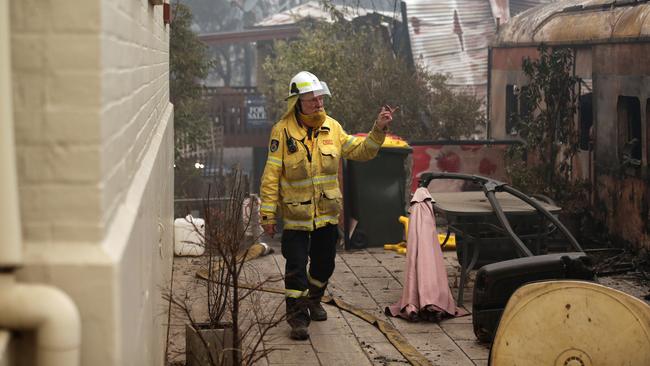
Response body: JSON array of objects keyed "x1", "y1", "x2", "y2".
[
  {"x1": 479, "y1": 158, "x2": 497, "y2": 175},
  {"x1": 411, "y1": 144, "x2": 511, "y2": 192},
  {"x1": 436, "y1": 151, "x2": 461, "y2": 172}
]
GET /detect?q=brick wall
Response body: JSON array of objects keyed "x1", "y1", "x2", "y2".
[
  {"x1": 10, "y1": 0, "x2": 170, "y2": 245},
  {"x1": 100, "y1": 0, "x2": 170, "y2": 230},
  {"x1": 11, "y1": 0, "x2": 103, "y2": 243},
  {"x1": 10, "y1": 0, "x2": 174, "y2": 365}
]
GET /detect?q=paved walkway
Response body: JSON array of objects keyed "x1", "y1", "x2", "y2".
[
  {"x1": 266, "y1": 246, "x2": 486, "y2": 366},
  {"x1": 166, "y1": 239, "x2": 650, "y2": 365},
  {"x1": 167, "y1": 240, "x2": 488, "y2": 366}
]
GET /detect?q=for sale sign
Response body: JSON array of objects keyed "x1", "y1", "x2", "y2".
[{"x1": 245, "y1": 94, "x2": 268, "y2": 128}]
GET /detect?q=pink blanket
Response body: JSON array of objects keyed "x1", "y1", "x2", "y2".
[{"x1": 386, "y1": 187, "x2": 468, "y2": 321}]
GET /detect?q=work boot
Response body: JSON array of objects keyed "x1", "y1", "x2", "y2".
[
  {"x1": 286, "y1": 298, "x2": 310, "y2": 340},
  {"x1": 308, "y1": 300, "x2": 327, "y2": 321},
  {"x1": 307, "y1": 284, "x2": 327, "y2": 321},
  {"x1": 289, "y1": 323, "x2": 309, "y2": 340}
]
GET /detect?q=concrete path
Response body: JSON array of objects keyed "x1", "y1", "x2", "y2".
[
  {"x1": 166, "y1": 239, "x2": 650, "y2": 365},
  {"x1": 261, "y1": 246, "x2": 488, "y2": 366},
  {"x1": 167, "y1": 241, "x2": 489, "y2": 365}
]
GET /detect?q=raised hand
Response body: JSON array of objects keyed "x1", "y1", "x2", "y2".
[{"x1": 376, "y1": 105, "x2": 399, "y2": 131}]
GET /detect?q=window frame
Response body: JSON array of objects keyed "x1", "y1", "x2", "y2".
[{"x1": 617, "y1": 95, "x2": 642, "y2": 174}]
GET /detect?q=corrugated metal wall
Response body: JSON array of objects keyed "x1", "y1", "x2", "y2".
[
  {"x1": 405, "y1": 0, "x2": 494, "y2": 100},
  {"x1": 510, "y1": 0, "x2": 554, "y2": 17},
  {"x1": 404, "y1": 0, "x2": 555, "y2": 101}
]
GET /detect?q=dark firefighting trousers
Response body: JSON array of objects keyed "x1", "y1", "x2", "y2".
[{"x1": 281, "y1": 224, "x2": 338, "y2": 326}]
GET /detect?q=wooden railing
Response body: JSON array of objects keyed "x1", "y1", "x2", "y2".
[{"x1": 201, "y1": 87, "x2": 271, "y2": 148}]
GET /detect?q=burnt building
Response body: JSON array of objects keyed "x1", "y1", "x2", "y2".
[{"x1": 488, "y1": 0, "x2": 650, "y2": 253}]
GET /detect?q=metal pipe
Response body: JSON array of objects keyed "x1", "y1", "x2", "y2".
[
  {"x1": 0, "y1": 1, "x2": 82, "y2": 365},
  {"x1": 484, "y1": 190, "x2": 534, "y2": 257},
  {"x1": 501, "y1": 185, "x2": 583, "y2": 252},
  {"x1": 0, "y1": 275, "x2": 81, "y2": 366},
  {"x1": 487, "y1": 46, "x2": 492, "y2": 139},
  {"x1": 418, "y1": 172, "x2": 584, "y2": 256},
  {"x1": 0, "y1": 0, "x2": 21, "y2": 268},
  {"x1": 418, "y1": 172, "x2": 493, "y2": 188},
  {"x1": 0, "y1": 330, "x2": 9, "y2": 365}
]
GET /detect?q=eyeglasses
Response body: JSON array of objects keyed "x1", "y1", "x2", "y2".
[{"x1": 299, "y1": 96, "x2": 324, "y2": 105}]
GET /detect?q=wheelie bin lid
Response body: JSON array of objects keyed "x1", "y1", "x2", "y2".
[{"x1": 354, "y1": 133, "x2": 411, "y2": 151}]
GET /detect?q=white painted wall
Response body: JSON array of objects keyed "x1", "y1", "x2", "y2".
[{"x1": 8, "y1": 0, "x2": 173, "y2": 365}]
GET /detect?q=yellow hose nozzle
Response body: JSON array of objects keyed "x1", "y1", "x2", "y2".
[
  {"x1": 383, "y1": 242, "x2": 406, "y2": 251},
  {"x1": 397, "y1": 215, "x2": 456, "y2": 250}
]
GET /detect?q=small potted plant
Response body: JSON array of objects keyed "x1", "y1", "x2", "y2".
[{"x1": 167, "y1": 171, "x2": 284, "y2": 366}]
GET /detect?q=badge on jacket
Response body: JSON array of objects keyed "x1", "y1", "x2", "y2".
[{"x1": 269, "y1": 139, "x2": 279, "y2": 152}]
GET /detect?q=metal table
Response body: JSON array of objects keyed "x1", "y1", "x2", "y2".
[
  {"x1": 432, "y1": 191, "x2": 561, "y2": 217},
  {"x1": 419, "y1": 173, "x2": 583, "y2": 306},
  {"x1": 433, "y1": 191, "x2": 561, "y2": 305}
]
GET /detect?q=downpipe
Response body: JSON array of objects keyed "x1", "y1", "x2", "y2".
[
  {"x1": 0, "y1": 0, "x2": 81, "y2": 365},
  {"x1": 0, "y1": 276, "x2": 81, "y2": 366}
]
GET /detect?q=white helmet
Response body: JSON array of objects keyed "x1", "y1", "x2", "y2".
[{"x1": 287, "y1": 71, "x2": 331, "y2": 99}]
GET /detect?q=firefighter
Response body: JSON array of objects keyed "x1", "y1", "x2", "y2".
[{"x1": 259, "y1": 71, "x2": 395, "y2": 340}]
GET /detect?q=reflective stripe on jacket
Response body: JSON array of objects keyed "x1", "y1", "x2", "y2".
[{"x1": 260, "y1": 113, "x2": 386, "y2": 231}]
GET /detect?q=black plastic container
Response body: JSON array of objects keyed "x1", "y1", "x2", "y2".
[
  {"x1": 344, "y1": 146, "x2": 412, "y2": 248},
  {"x1": 472, "y1": 252, "x2": 595, "y2": 343}
]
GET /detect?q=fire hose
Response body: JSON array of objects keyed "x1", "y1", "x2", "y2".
[{"x1": 196, "y1": 242, "x2": 433, "y2": 366}]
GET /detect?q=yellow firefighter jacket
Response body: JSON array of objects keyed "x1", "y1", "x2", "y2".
[{"x1": 260, "y1": 113, "x2": 386, "y2": 231}]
